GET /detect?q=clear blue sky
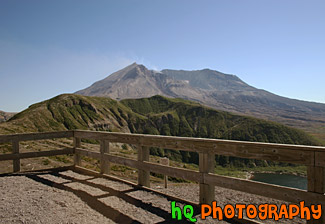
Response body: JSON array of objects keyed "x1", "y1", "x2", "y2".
[{"x1": 1, "y1": 0, "x2": 324, "y2": 112}]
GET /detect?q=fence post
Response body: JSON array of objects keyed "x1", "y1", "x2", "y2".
[
  {"x1": 100, "y1": 140, "x2": 110, "y2": 174},
  {"x1": 73, "y1": 137, "x2": 81, "y2": 167},
  {"x1": 307, "y1": 165, "x2": 325, "y2": 224},
  {"x1": 161, "y1": 157, "x2": 169, "y2": 188},
  {"x1": 12, "y1": 139, "x2": 20, "y2": 172},
  {"x1": 138, "y1": 146, "x2": 150, "y2": 187},
  {"x1": 199, "y1": 152, "x2": 215, "y2": 204}
]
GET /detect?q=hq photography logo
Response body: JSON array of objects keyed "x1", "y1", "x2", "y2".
[{"x1": 170, "y1": 201, "x2": 322, "y2": 222}]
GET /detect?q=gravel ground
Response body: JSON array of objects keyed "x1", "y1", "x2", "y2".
[
  {"x1": 153, "y1": 183, "x2": 306, "y2": 224},
  {"x1": 0, "y1": 170, "x2": 305, "y2": 224},
  {"x1": 0, "y1": 174, "x2": 112, "y2": 224},
  {"x1": 0, "y1": 170, "x2": 203, "y2": 224}
]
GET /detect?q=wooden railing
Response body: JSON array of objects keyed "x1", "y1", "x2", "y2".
[
  {"x1": 0, "y1": 131, "x2": 74, "y2": 172},
  {"x1": 0, "y1": 130, "x2": 325, "y2": 223}
]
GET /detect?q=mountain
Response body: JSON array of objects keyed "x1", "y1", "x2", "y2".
[
  {"x1": 75, "y1": 63, "x2": 201, "y2": 100},
  {"x1": 76, "y1": 63, "x2": 325, "y2": 141},
  {"x1": 0, "y1": 94, "x2": 320, "y2": 167},
  {"x1": 0, "y1": 94, "x2": 132, "y2": 133},
  {"x1": 0, "y1": 110, "x2": 16, "y2": 123}
]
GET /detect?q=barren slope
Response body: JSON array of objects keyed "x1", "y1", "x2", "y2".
[{"x1": 76, "y1": 63, "x2": 325, "y2": 141}]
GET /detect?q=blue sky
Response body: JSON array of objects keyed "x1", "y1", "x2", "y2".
[{"x1": 1, "y1": 0, "x2": 324, "y2": 112}]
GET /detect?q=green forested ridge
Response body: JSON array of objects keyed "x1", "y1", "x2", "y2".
[
  {"x1": 0, "y1": 94, "x2": 321, "y2": 168},
  {"x1": 121, "y1": 95, "x2": 321, "y2": 167}
]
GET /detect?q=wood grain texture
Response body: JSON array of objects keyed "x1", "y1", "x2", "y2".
[
  {"x1": 74, "y1": 130, "x2": 322, "y2": 166},
  {"x1": 0, "y1": 148, "x2": 74, "y2": 161},
  {"x1": 160, "y1": 157, "x2": 169, "y2": 188},
  {"x1": 12, "y1": 140, "x2": 20, "y2": 172},
  {"x1": 315, "y1": 151, "x2": 325, "y2": 167},
  {"x1": 307, "y1": 166, "x2": 325, "y2": 224},
  {"x1": 137, "y1": 146, "x2": 150, "y2": 187},
  {"x1": 199, "y1": 152, "x2": 215, "y2": 204},
  {"x1": 0, "y1": 131, "x2": 73, "y2": 143},
  {"x1": 100, "y1": 140, "x2": 110, "y2": 174},
  {"x1": 307, "y1": 166, "x2": 316, "y2": 193},
  {"x1": 73, "y1": 137, "x2": 81, "y2": 166}
]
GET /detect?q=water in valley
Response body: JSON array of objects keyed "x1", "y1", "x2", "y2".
[{"x1": 251, "y1": 173, "x2": 307, "y2": 190}]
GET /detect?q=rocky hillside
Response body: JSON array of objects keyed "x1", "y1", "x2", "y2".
[
  {"x1": 0, "y1": 110, "x2": 16, "y2": 122},
  {"x1": 1, "y1": 94, "x2": 318, "y2": 145},
  {"x1": 0, "y1": 94, "x2": 320, "y2": 167},
  {"x1": 0, "y1": 94, "x2": 132, "y2": 133},
  {"x1": 76, "y1": 63, "x2": 325, "y2": 141}
]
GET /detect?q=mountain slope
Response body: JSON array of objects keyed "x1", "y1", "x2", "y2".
[
  {"x1": 76, "y1": 63, "x2": 205, "y2": 102},
  {"x1": 0, "y1": 94, "x2": 320, "y2": 166},
  {"x1": 120, "y1": 95, "x2": 319, "y2": 145},
  {"x1": 76, "y1": 63, "x2": 325, "y2": 140},
  {"x1": 1, "y1": 94, "x2": 132, "y2": 133},
  {"x1": 0, "y1": 94, "x2": 319, "y2": 146},
  {"x1": 0, "y1": 110, "x2": 16, "y2": 123}
]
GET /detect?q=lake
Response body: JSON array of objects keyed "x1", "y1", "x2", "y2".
[{"x1": 251, "y1": 173, "x2": 307, "y2": 190}]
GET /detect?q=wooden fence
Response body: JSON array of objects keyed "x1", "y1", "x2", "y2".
[{"x1": 0, "y1": 130, "x2": 324, "y2": 224}]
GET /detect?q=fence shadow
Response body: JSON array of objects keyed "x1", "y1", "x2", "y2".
[{"x1": 12, "y1": 169, "x2": 197, "y2": 224}]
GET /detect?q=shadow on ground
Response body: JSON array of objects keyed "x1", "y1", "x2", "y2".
[{"x1": 1, "y1": 170, "x2": 202, "y2": 224}]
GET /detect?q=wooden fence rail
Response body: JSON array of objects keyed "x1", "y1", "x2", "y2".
[
  {"x1": 0, "y1": 130, "x2": 325, "y2": 224},
  {"x1": 0, "y1": 131, "x2": 74, "y2": 172}
]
